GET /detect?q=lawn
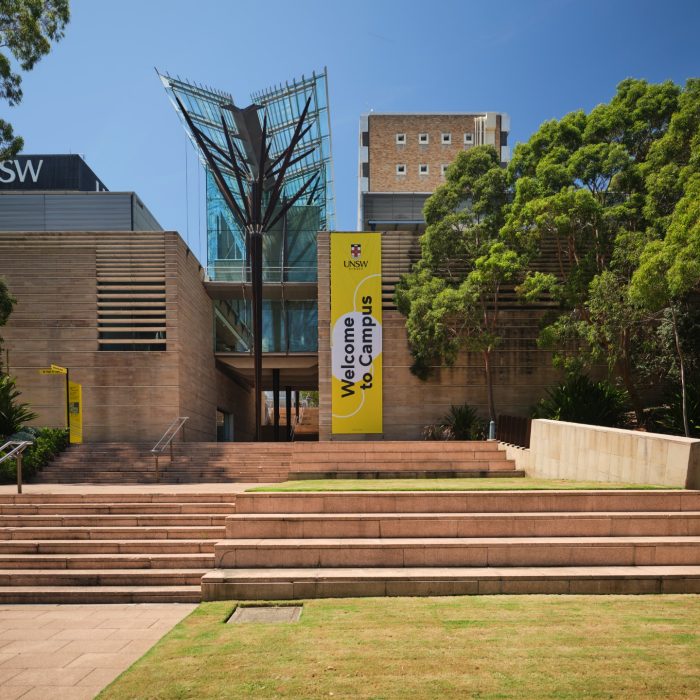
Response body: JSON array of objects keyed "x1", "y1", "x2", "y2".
[
  {"x1": 99, "y1": 595, "x2": 700, "y2": 699},
  {"x1": 248, "y1": 477, "x2": 675, "y2": 492}
]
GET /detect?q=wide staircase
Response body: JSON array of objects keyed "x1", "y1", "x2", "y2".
[
  {"x1": 0, "y1": 492, "x2": 235, "y2": 603},
  {"x1": 34, "y1": 441, "x2": 522, "y2": 484},
  {"x1": 202, "y1": 490, "x2": 700, "y2": 599}
]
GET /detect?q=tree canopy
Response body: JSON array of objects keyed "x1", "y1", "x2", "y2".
[
  {"x1": 0, "y1": 0, "x2": 70, "y2": 159},
  {"x1": 396, "y1": 145, "x2": 522, "y2": 421},
  {"x1": 398, "y1": 77, "x2": 700, "y2": 435}
]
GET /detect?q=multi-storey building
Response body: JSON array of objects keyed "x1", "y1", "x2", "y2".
[{"x1": 358, "y1": 112, "x2": 510, "y2": 231}]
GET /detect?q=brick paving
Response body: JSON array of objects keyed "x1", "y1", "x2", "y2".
[{"x1": 0, "y1": 603, "x2": 196, "y2": 699}]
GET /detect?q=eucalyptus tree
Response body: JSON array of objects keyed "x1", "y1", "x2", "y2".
[
  {"x1": 504, "y1": 78, "x2": 682, "y2": 425},
  {"x1": 396, "y1": 145, "x2": 522, "y2": 422},
  {"x1": 0, "y1": 0, "x2": 70, "y2": 158}
]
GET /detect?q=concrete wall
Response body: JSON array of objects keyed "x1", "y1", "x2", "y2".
[
  {"x1": 174, "y1": 242, "x2": 217, "y2": 441},
  {"x1": 507, "y1": 420, "x2": 700, "y2": 489}
]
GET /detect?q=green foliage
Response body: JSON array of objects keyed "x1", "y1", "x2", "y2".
[
  {"x1": 532, "y1": 373, "x2": 629, "y2": 428},
  {"x1": 0, "y1": 426, "x2": 68, "y2": 483},
  {"x1": 654, "y1": 380, "x2": 700, "y2": 438},
  {"x1": 0, "y1": 374, "x2": 37, "y2": 437},
  {"x1": 396, "y1": 146, "x2": 523, "y2": 419},
  {"x1": 300, "y1": 390, "x2": 319, "y2": 407},
  {"x1": 423, "y1": 403, "x2": 485, "y2": 441},
  {"x1": 443, "y1": 403, "x2": 485, "y2": 440},
  {"x1": 0, "y1": 0, "x2": 70, "y2": 158},
  {"x1": 504, "y1": 78, "x2": 700, "y2": 426}
]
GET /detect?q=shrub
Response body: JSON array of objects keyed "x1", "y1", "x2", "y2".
[
  {"x1": 0, "y1": 427, "x2": 69, "y2": 484},
  {"x1": 0, "y1": 375, "x2": 37, "y2": 437},
  {"x1": 422, "y1": 424, "x2": 454, "y2": 441},
  {"x1": 532, "y1": 373, "x2": 629, "y2": 427},
  {"x1": 423, "y1": 403, "x2": 485, "y2": 441},
  {"x1": 653, "y1": 380, "x2": 700, "y2": 438}
]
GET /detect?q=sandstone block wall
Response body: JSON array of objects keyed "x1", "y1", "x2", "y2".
[{"x1": 0, "y1": 231, "x2": 222, "y2": 442}]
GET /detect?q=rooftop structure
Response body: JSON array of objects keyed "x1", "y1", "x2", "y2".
[{"x1": 0, "y1": 154, "x2": 160, "y2": 231}]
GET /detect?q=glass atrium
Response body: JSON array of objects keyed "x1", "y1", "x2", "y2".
[{"x1": 159, "y1": 69, "x2": 334, "y2": 355}]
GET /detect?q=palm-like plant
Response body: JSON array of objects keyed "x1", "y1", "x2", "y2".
[
  {"x1": 532, "y1": 373, "x2": 628, "y2": 427},
  {"x1": 0, "y1": 375, "x2": 37, "y2": 438}
]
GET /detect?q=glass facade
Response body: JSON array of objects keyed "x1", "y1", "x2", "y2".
[
  {"x1": 215, "y1": 298, "x2": 318, "y2": 353},
  {"x1": 160, "y1": 69, "x2": 333, "y2": 356}
]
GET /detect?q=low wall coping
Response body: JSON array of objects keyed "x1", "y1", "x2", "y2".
[{"x1": 533, "y1": 419, "x2": 700, "y2": 446}]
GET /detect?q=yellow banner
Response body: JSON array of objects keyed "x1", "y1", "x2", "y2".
[
  {"x1": 68, "y1": 381, "x2": 83, "y2": 444},
  {"x1": 330, "y1": 233, "x2": 383, "y2": 434}
]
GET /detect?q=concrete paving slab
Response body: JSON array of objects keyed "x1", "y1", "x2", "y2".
[{"x1": 0, "y1": 603, "x2": 195, "y2": 699}]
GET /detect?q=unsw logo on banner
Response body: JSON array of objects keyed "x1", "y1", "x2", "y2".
[{"x1": 350, "y1": 243, "x2": 362, "y2": 259}]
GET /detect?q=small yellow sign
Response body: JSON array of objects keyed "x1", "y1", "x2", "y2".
[
  {"x1": 68, "y1": 381, "x2": 83, "y2": 444},
  {"x1": 50, "y1": 364, "x2": 68, "y2": 374},
  {"x1": 39, "y1": 368, "x2": 65, "y2": 375}
]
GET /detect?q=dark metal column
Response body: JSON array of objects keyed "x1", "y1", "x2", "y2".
[
  {"x1": 272, "y1": 368, "x2": 280, "y2": 442},
  {"x1": 285, "y1": 386, "x2": 292, "y2": 441},
  {"x1": 250, "y1": 227, "x2": 264, "y2": 442}
]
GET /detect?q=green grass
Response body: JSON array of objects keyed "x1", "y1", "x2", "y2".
[
  {"x1": 98, "y1": 595, "x2": 700, "y2": 699},
  {"x1": 248, "y1": 477, "x2": 675, "y2": 492}
]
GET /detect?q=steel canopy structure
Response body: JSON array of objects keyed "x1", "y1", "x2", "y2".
[{"x1": 159, "y1": 68, "x2": 334, "y2": 440}]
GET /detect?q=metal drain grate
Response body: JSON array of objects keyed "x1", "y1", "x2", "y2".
[{"x1": 227, "y1": 606, "x2": 302, "y2": 624}]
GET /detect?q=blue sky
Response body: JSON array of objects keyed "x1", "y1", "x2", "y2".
[{"x1": 7, "y1": 0, "x2": 700, "y2": 265}]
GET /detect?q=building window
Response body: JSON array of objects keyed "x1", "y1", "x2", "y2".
[
  {"x1": 464, "y1": 132, "x2": 474, "y2": 144},
  {"x1": 395, "y1": 133, "x2": 406, "y2": 145},
  {"x1": 396, "y1": 163, "x2": 406, "y2": 175},
  {"x1": 441, "y1": 132, "x2": 452, "y2": 144},
  {"x1": 441, "y1": 164, "x2": 449, "y2": 177},
  {"x1": 418, "y1": 133, "x2": 429, "y2": 144},
  {"x1": 419, "y1": 164, "x2": 429, "y2": 175}
]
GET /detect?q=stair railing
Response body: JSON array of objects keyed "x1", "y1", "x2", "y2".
[
  {"x1": 0, "y1": 440, "x2": 33, "y2": 494},
  {"x1": 151, "y1": 417, "x2": 189, "y2": 481}
]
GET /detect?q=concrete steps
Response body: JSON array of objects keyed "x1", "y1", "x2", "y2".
[
  {"x1": 35, "y1": 440, "x2": 518, "y2": 484},
  {"x1": 0, "y1": 493, "x2": 236, "y2": 603},
  {"x1": 0, "y1": 585, "x2": 202, "y2": 603},
  {"x1": 213, "y1": 536, "x2": 700, "y2": 568},
  {"x1": 288, "y1": 469, "x2": 526, "y2": 479},
  {"x1": 225, "y1": 511, "x2": 700, "y2": 538},
  {"x1": 202, "y1": 490, "x2": 700, "y2": 599},
  {"x1": 202, "y1": 566, "x2": 700, "y2": 599}
]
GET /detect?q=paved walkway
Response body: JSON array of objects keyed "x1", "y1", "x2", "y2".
[{"x1": 0, "y1": 603, "x2": 196, "y2": 699}]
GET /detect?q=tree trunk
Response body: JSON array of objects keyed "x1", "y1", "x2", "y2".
[
  {"x1": 483, "y1": 349, "x2": 497, "y2": 423},
  {"x1": 671, "y1": 306, "x2": 690, "y2": 438},
  {"x1": 616, "y1": 356, "x2": 645, "y2": 428}
]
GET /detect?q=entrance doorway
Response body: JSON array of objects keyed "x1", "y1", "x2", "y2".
[{"x1": 216, "y1": 410, "x2": 234, "y2": 442}]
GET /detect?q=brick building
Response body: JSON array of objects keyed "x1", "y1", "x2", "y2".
[{"x1": 358, "y1": 112, "x2": 510, "y2": 231}]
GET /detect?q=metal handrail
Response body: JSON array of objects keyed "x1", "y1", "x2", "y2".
[
  {"x1": 0, "y1": 440, "x2": 33, "y2": 494},
  {"x1": 151, "y1": 417, "x2": 189, "y2": 481}
]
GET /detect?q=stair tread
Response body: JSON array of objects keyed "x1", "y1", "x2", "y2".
[
  {"x1": 216, "y1": 535, "x2": 700, "y2": 546},
  {"x1": 226, "y1": 511, "x2": 700, "y2": 520},
  {"x1": 0, "y1": 568, "x2": 209, "y2": 574},
  {"x1": 0, "y1": 584, "x2": 202, "y2": 591},
  {"x1": 204, "y1": 565, "x2": 700, "y2": 581},
  {"x1": 0, "y1": 553, "x2": 213, "y2": 561}
]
